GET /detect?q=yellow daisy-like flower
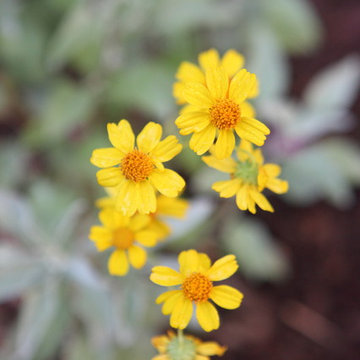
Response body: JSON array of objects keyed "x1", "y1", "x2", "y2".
[
  {"x1": 89, "y1": 207, "x2": 161, "y2": 276},
  {"x1": 96, "y1": 191, "x2": 188, "y2": 241},
  {"x1": 173, "y1": 48, "x2": 258, "y2": 105},
  {"x1": 202, "y1": 140, "x2": 289, "y2": 214},
  {"x1": 174, "y1": 49, "x2": 269, "y2": 159},
  {"x1": 150, "y1": 249, "x2": 243, "y2": 332},
  {"x1": 90, "y1": 120, "x2": 185, "y2": 216},
  {"x1": 152, "y1": 330, "x2": 226, "y2": 360}
]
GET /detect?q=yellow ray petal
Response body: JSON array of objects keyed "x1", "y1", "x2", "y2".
[
  {"x1": 198, "y1": 49, "x2": 220, "y2": 70},
  {"x1": 150, "y1": 266, "x2": 183, "y2": 286},
  {"x1": 175, "y1": 112, "x2": 210, "y2": 135},
  {"x1": 150, "y1": 135, "x2": 183, "y2": 162},
  {"x1": 266, "y1": 178, "x2": 289, "y2": 194},
  {"x1": 136, "y1": 181, "x2": 156, "y2": 214},
  {"x1": 115, "y1": 179, "x2": 140, "y2": 216},
  {"x1": 210, "y1": 285, "x2": 243, "y2": 309},
  {"x1": 212, "y1": 179, "x2": 241, "y2": 198},
  {"x1": 214, "y1": 129, "x2": 235, "y2": 159},
  {"x1": 178, "y1": 249, "x2": 210, "y2": 276},
  {"x1": 235, "y1": 185, "x2": 251, "y2": 212},
  {"x1": 88, "y1": 226, "x2": 113, "y2": 251},
  {"x1": 183, "y1": 82, "x2": 213, "y2": 108},
  {"x1": 196, "y1": 301, "x2": 220, "y2": 332},
  {"x1": 108, "y1": 249, "x2": 129, "y2": 276},
  {"x1": 240, "y1": 101, "x2": 256, "y2": 118},
  {"x1": 107, "y1": 120, "x2": 134, "y2": 154},
  {"x1": 128, "y1": 245, "x2": 147, "y2": 269},
  {"x1": 202, "y1": 155, "x2": 236, "y2": 173},
  {"x1": 136, "y1": 230, "x2": 158, "y2": 247},
  {"x1": 149, "y1": 169, "x2": 185, "y2": 198},
  {"x1": 189, "y1": 125, "x2": 216, "y2": 155},
  {"x1": 249, "y1": 189, "x2": 274, "y2": 213},
  {"x1": 137, "y1": 122, "x2": 162, "y2": 154},
  {"x1": 205, "y1": 67, "x2": 228, "y2": 99},
  {"x1": 176, "y1": 61, "x2": 205, "y2": 83},
  {"x1": 96, "y1": 167, "x2": 124, "y2": 187},
  {"x1": 208, "y1": 255, "x2": 238, "y2": 281},
  {"x1": 161, "y1": 290, "x2": 184, "y2": 315},
  {"x1": 156, "y1": 195, "x2": 188, "y2": 218},
  {"x1": 90, "y1": 148, "x2": 124, "y2": 168},
  {"x1": 197, "y1": 342, "x2": 227, "y2": 356},
  {"x1": 156, "y1": 289, "x2": 182, "y2": 304},
  {"x1": 129, "y1": 213, "x2": 151, "y2": 232},
  {"x1": 221, "y1": 49, "x2": 244, "y2": 78},
  {"x1": 170, "y1": 295, "x2": 193, "y2": 329}
]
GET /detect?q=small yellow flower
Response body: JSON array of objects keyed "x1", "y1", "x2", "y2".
[
  {"x1": 96, "y1": 191, "x2": 188, "y2": 241},
  {"x1": 150, "y1": 249, "x2": 243, "y2": 332},
  {"x1": 202, "y1": 140, "x2": 289, "y2": 214},
  {"x1": 89, "y1": 208, "x2": 161, "y2": 276},
  {"x1": 152, "y1": 330, "x2": 226, "y2": 360},
  {"x1": 90, "y1": 120, "x2": 185, "y2": 216},
  {"x1": 174, "y1": 48, "x2": 258, "y2": 105},
  {"x1": 174, "y1": 49, "x2": 268, "y2": 159}
]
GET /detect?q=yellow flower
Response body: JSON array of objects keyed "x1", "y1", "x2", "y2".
[
  {"x1": 202, "y1": 140, "x2": 289, "y2": 214},
  {"x1": 96, "y1": 191, "x2": 188, "y2": 241},
  {"x1": 150, "y1": 249, "x2": 243, "y2": 332},
  {"x1": 152, "y1": 330, "x2": 226, "y2": 360},
  {"x1": 174, "y1": 48, "x2": 258, "y2": 105},
  {"x1": 90, "y1": 120, "x2": 185, "y2": 216},
  {"x1": 89, "y1": 207, "x2": 162, "y2": 276}
]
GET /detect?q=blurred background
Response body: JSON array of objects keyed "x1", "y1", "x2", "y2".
[{"x1": 0, "y1": 0, "x2": 359, "y2": 359}]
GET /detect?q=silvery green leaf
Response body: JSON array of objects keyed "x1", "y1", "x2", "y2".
[
  {"x1": 259, "y1": 0, "x2": 322, "y2": 53},
  {"x1": 0, "y1": 245, "x2": 45, "y2": 302},
  {"x1": 64, "y1": 334, "x2": 97, "y2": 360},
  {"x1": 13, "y1": 280, "x2": 64, "y2": 360},
  {"x1": 247, "y1": 22, "x2": 289, "y2": 99},
  {"x1": 282, "y1": 141, "x2": 356, "y2": 208},
  {"x1": 0, "y1": 190, "x2": 46, "y2": 245},
  {"x1": 304, "y1": 56, "x2": 360, "y2": 109},
  {"x1": 222, "y1": 218, "x2": 290, "y2": 281}
]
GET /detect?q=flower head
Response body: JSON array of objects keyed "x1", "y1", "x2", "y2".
[
  {"x1": 90, "y1": 120, "x2": 185, "y2": 216},
  {"x1": 89, "y1": 207, "x2": 162, "y2": 276},
  {"x1": 174, "y1": 49, "x2": 268, "y2": 159},
  {"x1": 202, "y1": 140, "x2": 289, "y2": 214},
  {"x1": 152, "y1": 330, "x2": 226, "y2": 360},
  {"x1": 96, "y1": 190, "x2": 188, "y2": 241},
  {"x1": 150, "y1": 249, "x2": 243, "y2": 332}
]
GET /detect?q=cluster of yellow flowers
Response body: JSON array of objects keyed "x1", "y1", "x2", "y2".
[{"x1": 89, "y1": 49, "x2": 288, "y2": 359}]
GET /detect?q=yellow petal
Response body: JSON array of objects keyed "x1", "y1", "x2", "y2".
[
  {"x1": 115, "y1": 179, "x2": 140, "y2": 216},
  {"x1": 137, "y1": 122, "x2": 162, "y2": 153},
  {"x1": 107, "y1": 120, "x2": 134, "y2": 154},
  {"x1": 208, "y1": 255, "x2": 238, "y2": 281},
  {"x1": 210, "y1": 285, "x2": 243, "y2": 309},
  {"x1": 149, "y1": 169, "x2": 185, "y2": 197},
  {"x1": 150, "y1": 266, "x2": 183, "y2": 286},
  {"x1": 136, "y1": 229, "x2": 158, "y2": 247},
  {"x1": 266, "y1": 178, "x2": 289, "y2": 194},
  {"x1": 183, "y1": 82, "x2": 213, "y2": 108},
  {"x1": 205, "y1": 67, "x2": 228, "y2": 99},
  {"x1": 240, "y1": 101, "x2": 256, "y2": 118},
  {"x1": 175, "y1": 112, "x2": 210, "y2": 135},
  {"x1": 197, "y1": 342, "x2": 227, "y2": 356},
  {"x1": 150, "y1": 135, "x2": 183, "y2": 162},
  {"x1": 242, "y1": 117, "x2": 270, "y2": 135},
  {"x1": 128, "y1": 245, "x2": 147, "y2": 269},
  {"x1": 196, "y1": 301, "x2": 219, "y2": 332},
  {"x1": 173, "y1": 81, "x2": 186, "y2": 104},
  {"x1": 198, "y1": 253, "x2": 212, "y2": 271},
  {"x1": 152, "y1": 355, "x2": 169, "y2": 360},
  {"x1": 235, "y1": 121, "x2": 267, "y2": 147},
  {"x1": 189, "y1": 125, "x2": 216, "y2": 155},
  {"x1": 156, "y1": 195, "x2": 188, "y2": 218},
  {"x1": 90, "y1": 148, "x2": 124, "y2": 168},
  {"x1": 221, "y1": 49, "x2": 244, "y2": 78},
  {"x1": 263, "y1": 164, "x2": 281, "y2": 177},
  {"x1": 99, "y1": 208, "x2": 128, "y2": 229},
  {"x1": 147, "y1": 219, "x2": 171, "y2": 240},
  {"x1": 212, "y1": 179, "x2": 241, "y2": 198},
  {"x1": 170, "y1": 295, "x2": 193, "y2": 330},
  {"x1": 229, "y1": 70, "x2": 257, "y2": 104},
  {"x1": 176, "y1": 61, "x2": 205, "y2": 83},
  {"x1": 128, "y1": 213, "x2": 151, "y2": 232},
  {"x1": 136, "y1": 181, "x2": 157, "y2": 214},
  {"x1": 96, "y1": 167, "x2": 124, "y2": 187},
  {"x1": 198, "y1": 49, "x2": 220, "y2": 70},
  {"x1": 235, "y1": 185, "x2": 252, "y2": 212},
  {"x1": 194, "y1": 356, "x2": 209, "y2": 360},
  {"x1": 88, "y1": 226, "x2": 113, "y2": 251},
  {"x1": 108, "y1": 249, "x2": 129, "y2": 276},
  {"x1": 214, "y1": 130, "x2": 235, "y2": 159},
  {"x1": 178, "y1": 249, "x2": 210, "y2": 276},
  {"x1": 161, "y1": 290, "x2": 184, "y2": 315},
  {"x1": 156, "y1": 289, "x2": 182, "y2": 304},
  {"x1": 202, "y1": 155, "x2": 236, "y2": 173},
  {"x1": 249, "y1": 189, "x2": 274, "y2": 213}
]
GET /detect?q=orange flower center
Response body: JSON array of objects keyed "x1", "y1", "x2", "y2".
[
  {"x1": 113, "y1": 227, "x2": 134, "y2": 249},
  {"x1": 121, "y1": 149, "x2": 154, "y2": 182},
  {"x1": 182, "y1": 272, "x2": 213, "y2": 303},
  {"x1": 209, "y1": 99, "x2": 241, "y2": 130}
]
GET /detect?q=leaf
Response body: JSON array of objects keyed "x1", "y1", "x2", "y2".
[
  {"x1": 304, "y1": 56, "x2": 360, "y2": 109},
  {"x1": 13, "y1": 280, "x2": 65, "y2": 360},
  {"x1": 260, "y1": 0, "x2": 322, "y2": 53},
  {"x1": 222, "y1": 217, "x2": 290, "y2": 281},
  {"x1": 0, "y1": 245, "x2": 45, "y2": 301}
]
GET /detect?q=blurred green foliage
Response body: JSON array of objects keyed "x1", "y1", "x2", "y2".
[{"x1": 0, "y1": 0, "x2": 359, "y2": 359}]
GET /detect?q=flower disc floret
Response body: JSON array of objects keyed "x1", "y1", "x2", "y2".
[
  {"x1": 113, "y1": 227, "x2": 134, "y2": 249},
  {"x1": 210, "y1": 99, "x2": 241, "y2": 130},
  {"x1": 182, "y1": 273, "x2": 213, "y2": 303},
  {"x1": 121, "y1": 149, "x2": 153, "y2": 182}
]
